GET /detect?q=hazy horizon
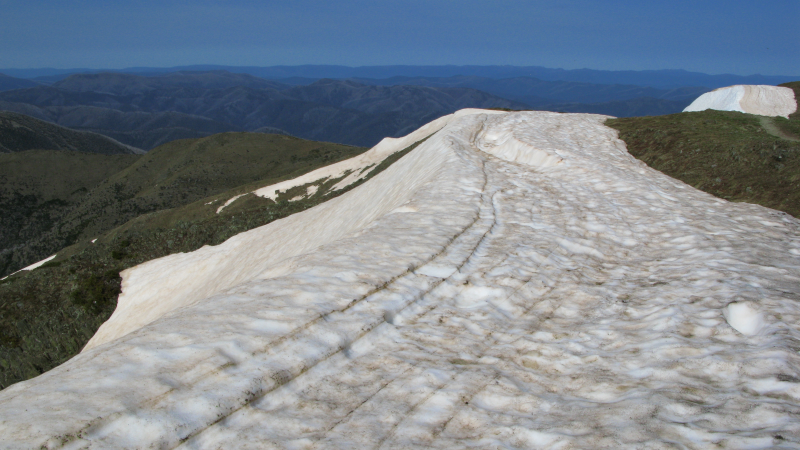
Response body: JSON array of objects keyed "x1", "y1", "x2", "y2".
[
  {"x1": 1, "y1": 1, "x2": 798, "y2": 77},
  {"x1": 1, "y1": 63, "x2": 799, "y2": 79}
]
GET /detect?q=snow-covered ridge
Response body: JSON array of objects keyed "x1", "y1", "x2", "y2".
[
  {"x1": 2, "y1": 110, "x2": 800, "y2": 449},
  {"x1": 683, "y1": 84, "x2": 797, "y2": 118},
  {"x1": 216, "y1": 113, "x2": 455, "y2": 213}
]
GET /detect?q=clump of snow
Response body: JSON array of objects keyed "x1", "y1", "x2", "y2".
[
  {"x1": 683, "y1": 85, "x2": 797, "y2": 118},
  {"x1": 724, "y1": 301, "x2": 764, "y2": 335},
  {"x1": 2, "y1": 110, "x2": 800, "y2": 449}
]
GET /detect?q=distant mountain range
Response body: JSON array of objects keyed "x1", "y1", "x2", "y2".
[
  {"x1": 2, "y1": 64, "x2": 796, "y2": 89},
  {"x1": 52, "y1": 71, "x2": 286, "y2": 94},
  {"x1": 349, "y1": 75, "x2": 706, "y2": 103},
  {"x1": 0, "y1": 73, "x2": 39, "y2": 92},
  {"x1": 348, "y1": 75, "x2": 708, "y2": 118},
  {"x1": 0, "y1": 72, "x2": 528, "y2": 148},
  {"x1": 0, "y1": 67, "x2": 795, "y2": 150}
]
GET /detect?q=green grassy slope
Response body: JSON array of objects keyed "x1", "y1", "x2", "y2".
[
  {"x1": 777, "y1": 82, "x2": 800, "y2": 138},
  {"x1": 0, "y1": 133, "x2": 431, "y2": 390},
  {"x1": 1, "y1": 132, "x2": 364, "y2": 278},
  {"x1": 606, "y1": 81, "x2": 800, "y2": 217},
  {"x1": 53, "y1": 132, "x2": 364, "y2": 243},
  {"x1": 0, "y1": 151, "x2": 141, "y2": 276},
  {"x1": 0, "y1": 150, "x2": 140, "y2": 201}
]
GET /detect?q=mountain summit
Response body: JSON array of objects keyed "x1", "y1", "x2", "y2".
[{"x1": 1, "y1": 102, "x2": 799, "y2": 447}]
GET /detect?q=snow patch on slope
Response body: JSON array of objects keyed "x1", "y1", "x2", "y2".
[
  {"x1": 683, "y1": 84, "x2": 797, "y2": 118},
  {"x1": 216, "y1": 112, "x2": 456, "y2": 213},
  {"x1": 0, "y1": 254, "x2": 56, "y2": 280}
]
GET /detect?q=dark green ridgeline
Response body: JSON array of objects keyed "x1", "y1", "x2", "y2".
[
  {"x1": 0, "y1": 111, "x2": 141, "y2": 155},
  {"x1": 0, "y1": 134, "x2": 426, "y2": 390},
  {"x1": 606, "y1": 82, "x2": 800, "y2": 218}
]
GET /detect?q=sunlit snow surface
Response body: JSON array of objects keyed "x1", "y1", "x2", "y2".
[
  {"x1": 683, "y1": 84, "x2": 797, "y2": 118},
  {"x1": 2, "y1": 110, "x2": 800, "y2": 449}
]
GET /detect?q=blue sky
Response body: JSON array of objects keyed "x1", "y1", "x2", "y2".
[{"x1": 1, "y1": 0, "x2": 798, "y2": 75}]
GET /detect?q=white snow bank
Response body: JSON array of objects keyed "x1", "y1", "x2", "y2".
[
  {"x1": 683, "y1": 84, "x2": 797, "y2": 118},
  {"x1": 0, "y1": 254, "x2": 56, "y2": 280},
  {"x1": 2, "y1": 110, "x2": 800, "y2": 449}
]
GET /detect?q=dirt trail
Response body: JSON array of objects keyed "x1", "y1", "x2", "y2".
[{"x1": 759, "y1": 116, "x2": 800, "y2": 142}]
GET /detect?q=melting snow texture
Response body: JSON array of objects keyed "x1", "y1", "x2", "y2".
[
  {"x1": 683, "y1": 84, "x2": 797, "y2": 118},
  {"x1": 2, "y1": 110, "x2": 800, "y2": 449}
]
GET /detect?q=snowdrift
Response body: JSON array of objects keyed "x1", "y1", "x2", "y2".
[
  {"x1": 683, "y1": 84, "x2": 797, "y2": 117},
  {"x1": 2, "y1": 110, "x2": 800, "y2": 449}
]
